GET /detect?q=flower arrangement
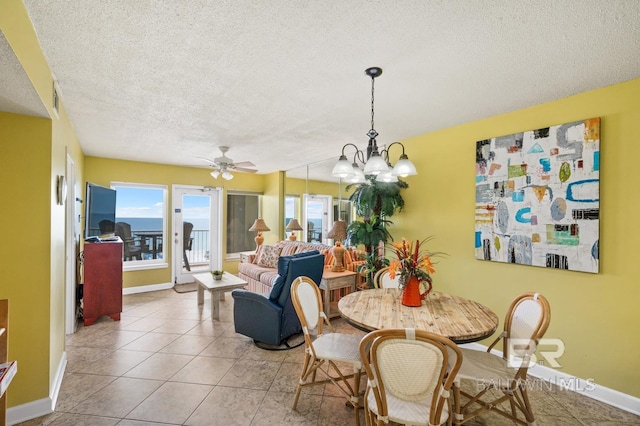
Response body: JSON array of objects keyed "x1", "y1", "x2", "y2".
[{"x1": 388, "y1": 237, "x2": 439, "y2": 296}]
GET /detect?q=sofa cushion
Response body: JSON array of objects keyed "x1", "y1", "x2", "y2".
[
  {"x1": 278, "y1": 242, "x2": 299, "y2": 257},
  {"x1": 257, "y1": 245, "x2": 281, "y2": 268},
  {"x1": 238, "y1": 262, "x2": 274, "y2": 282}
]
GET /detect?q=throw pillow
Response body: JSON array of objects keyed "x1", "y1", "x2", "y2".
[{"x1": 257, "y1": 245, "x2": 281, "y2": 268}]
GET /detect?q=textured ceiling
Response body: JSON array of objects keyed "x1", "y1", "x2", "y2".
[
  {"x1": 5, "y1": 1, "x2": 640, "y2": 181},
  {"x1": 0, "y1": 32, "x2": 48, "y2": 118}
]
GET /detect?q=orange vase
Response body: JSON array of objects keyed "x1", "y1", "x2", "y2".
[{"x1": 401, "y1": 276, "x2": 422, "y2": 307}]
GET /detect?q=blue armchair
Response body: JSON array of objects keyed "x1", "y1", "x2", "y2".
[{"x1": 231, "y1": 250, "x2": 325, "y2": 347}]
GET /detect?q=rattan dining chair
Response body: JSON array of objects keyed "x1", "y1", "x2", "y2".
[
  {"x1": 373, "y1": 267, "x2": 401, "y2": 289},
  {"x1": 452, "y1": 292, "x2": 551, "y2": 426},
  {"x1": 290, "y1": 276, "x2": 363, "y2": 425},
  {"x1": 359, "y1": 328, "x2": 463, "y2": 426}
]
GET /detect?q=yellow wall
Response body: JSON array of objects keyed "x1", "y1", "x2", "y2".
[
  {"x1": 0, "y1": 113, "x2": 52, "y2": 405},
  {"x1": 1, "y1": 0, "x2": 85, "y2": 407},
  {"x1": 84, "y1": 157, "x2": 267, "y2": 285},
  {"x1": 393, "y1": 78, "x2": 640, "y2": 397}
]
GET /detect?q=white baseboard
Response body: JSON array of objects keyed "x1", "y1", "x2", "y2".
[
  {"x1": 7, "y1": 351, "x2": 67, "y2": 425},
  {"x1": 461, "y1": 343, "x2": 640, "y2": 416},
  {"x1": 122, "y1": 281, "x2": 173, "y2": 295}
]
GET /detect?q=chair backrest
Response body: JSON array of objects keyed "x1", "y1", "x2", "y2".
[
  {"x1": 502, "y1": 292, "x2": 551, "y2": 362},
  {"x1": 115, "y1": 222, "x2": 133, "y2": 241},
  {"x1": 360, "y1": 328, "x2": 463, "y2": 426},
  {"x1": 271, "y1": 251, "x2": 325, "y2": 341},
  {"x1": 291, "y1": 276, "x2": 327, "y2": 345},
  {"x1": 373, "y1": 267, "x2": 401, "y2": 289},
  {"x1": 183, "y1": 222, "x2": 194, "y2": 250}
]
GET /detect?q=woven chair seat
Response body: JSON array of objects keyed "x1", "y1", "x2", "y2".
[
  {"x1": 457, "y1": 348, "x2": 516, "y2": 387},
  {"x1": 312, "y1": 333, "x2": 362, "y2": 366}
]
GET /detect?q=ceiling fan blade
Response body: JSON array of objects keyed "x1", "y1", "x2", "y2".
[
  {"x1": 197, "y1": 157, "x2": 217, "y2": 165},
  {"x1": 233, "y1": 161, "x2": 256, "y2": 168},
  {"x1": 234, "y1": 167, "x2": 258, "y2": 173}
]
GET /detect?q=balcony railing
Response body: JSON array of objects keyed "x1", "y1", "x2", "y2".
[{"x1": 127, "y1": 228, "x2": 210, "y2": 265}]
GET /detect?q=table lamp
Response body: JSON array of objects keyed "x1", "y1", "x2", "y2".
[
  {"x1": 327, "y1": 219, "x2": 348, "y2": 272},
  {"x1": 285, "y1": 218, "x2": 303, "y2": 241},
  {"x1": 248, "y1": 218, "x2": 270, "y2": 251}
]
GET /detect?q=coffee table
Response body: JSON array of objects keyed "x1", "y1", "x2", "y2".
[{"x1": 193, "y1": 272, "x2": 248, "y2": 320}]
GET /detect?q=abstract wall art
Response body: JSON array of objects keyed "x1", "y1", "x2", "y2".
[{"x1": 475, "y1": 118, "x2": 600, "y2": 273}]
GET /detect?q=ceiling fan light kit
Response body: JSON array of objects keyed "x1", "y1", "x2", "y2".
[
  {"x1": 332, "y1": 67, "x2": 418, "y2": 181},
  {"x1": 202, "y1": 146, "x2": 257, "y2": 180}
]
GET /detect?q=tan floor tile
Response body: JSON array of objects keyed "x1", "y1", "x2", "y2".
[
  {"x1": 184, "y1": 320, "x2": 229, "y2": 337},
  {"x1": 252, "y1": 389, "x2": 322, "y2": 425},
  {"x1": 119, "y1": 332, "x2": 181, "y2": 352},
  {"x1": 318, "y1": 395, "x2": 364, "y2": 426},
  {"x1": 152, "y1": 319, "x2": 202, "y2": 334},
  {"x1": 83, "y1": 330, "x2": 147, "y2": 349},
  {"x1": 68, "y1": 377, "x2": 162, "y2": 418},
  {"x1": 123, "y1": 352, "x2": 194, "y2": 380},
  {"x1": 125, "y1": 381, "x2": 212, "y2": 424},
  {"x1": 54, "y1": 372, "x2": 116, "y2": 413},
  {"x1": 158, "y1": 334, "x2": 215, "y2": 355},
  {"x1": 218, "y1": 358, "x2": 281, "y2": 390},
  {"x1": 169, "y1": 355, "x2": 235, "y2": 385},
  {"x1": 118, "y1": 317, "x2": 169, "y2": 332},
  {"x1": 116, "y1": 420, "x2": 181, "y2": 426},
  {"x1": 46, "y1": 413, "x2": 120, "y2": 426},
  {"x1": 242, "y1": 343, "x2": 289, "y2": 362},
  {"x1": 199, "y1": 336, "x2": 251, "y2": 358},
  {"x1": 185, "y1": 386, "x2": 266, "y2": 426},
  {"x1": 64, "y1": 346, "x2": 114, "y2": 372},
  {"x1": 270, "y1": 361, "x2": 326, "y2": 395},
  {"x1": 73, "y1": 349, "x2": 152, "y2": 376}
]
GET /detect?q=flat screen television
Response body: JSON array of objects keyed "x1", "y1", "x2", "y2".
[{"x1": 84, "y1": 182, "x2": 117, "y2": 239}]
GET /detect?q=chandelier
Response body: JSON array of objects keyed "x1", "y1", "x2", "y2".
[{"x1": 332, "y1": 67, "x2": 417, "y2": 183}]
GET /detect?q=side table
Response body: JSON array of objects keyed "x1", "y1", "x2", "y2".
[
  {"x1": 319, "y1": 270, "x2": 357, "y2": 319},
  {"x1": 239, "y1": 250, "x2": 256, "y2": 264}
]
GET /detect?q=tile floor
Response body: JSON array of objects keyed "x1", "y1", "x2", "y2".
[{"x1": 17, "y1": 287, "x2": 640, "y2": 425}]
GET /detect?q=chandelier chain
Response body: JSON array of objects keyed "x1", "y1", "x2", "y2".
[{"x1": 370, "y1": 76, "x2": 375, "y2": 132}]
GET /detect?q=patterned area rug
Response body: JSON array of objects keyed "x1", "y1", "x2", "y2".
[{"x1": 173, "y1": 283, "x2": 197, "y2": 293}]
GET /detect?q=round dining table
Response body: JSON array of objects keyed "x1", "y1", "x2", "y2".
[{"x1": 338, "y1": 288, "x2": 499, "y2": 344}]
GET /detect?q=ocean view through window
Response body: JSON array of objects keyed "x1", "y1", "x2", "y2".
[{"x1": 112, "y1": 183, "x2": 167, "y2": 267}]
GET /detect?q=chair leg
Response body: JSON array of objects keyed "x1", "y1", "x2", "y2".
[
  {"x1": 183, "y1": 250, "x2": 191, "y2": 271},
  {"x1": 292, "y1": 353, "x2": 311, "y2": 410}
]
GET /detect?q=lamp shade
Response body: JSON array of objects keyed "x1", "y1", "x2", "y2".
[
  {"x1": 248, "y1": 218, "x2": 270, "y2": 232},
  {"x1": 327, "y1": 219, "x2": 347, "y2": 241},
  {"x1": 285, "y1": 218, "x2": 303, "y2": 231}
]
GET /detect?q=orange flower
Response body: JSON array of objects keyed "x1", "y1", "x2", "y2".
[{"x1": 387, "y1": 238, "x2": 439, "y2": 289}]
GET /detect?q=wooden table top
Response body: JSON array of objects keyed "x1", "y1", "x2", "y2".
[{"x1": 338, "y1": 288, "x2": 499, "y2": 344}]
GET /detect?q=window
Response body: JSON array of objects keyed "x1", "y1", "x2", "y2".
[
  {"x1": 112, "y1": 182, "x2": 167, "y2": 269},
  {"x1": 226, "y1": 192, "x2": 260, "y2": 255}
]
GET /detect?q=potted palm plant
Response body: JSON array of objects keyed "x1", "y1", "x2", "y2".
[{"x1": 346, "y1": 177, "x2": 408, "y2": 287}]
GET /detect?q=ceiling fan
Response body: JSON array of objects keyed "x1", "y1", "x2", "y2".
[{"x1": 200, "y1": 146, "x2": 257, "y2": 180}]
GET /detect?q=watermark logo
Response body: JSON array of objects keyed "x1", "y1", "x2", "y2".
[{"x1": 507, "y1": 338, "x2": 565, "y2": 368}]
